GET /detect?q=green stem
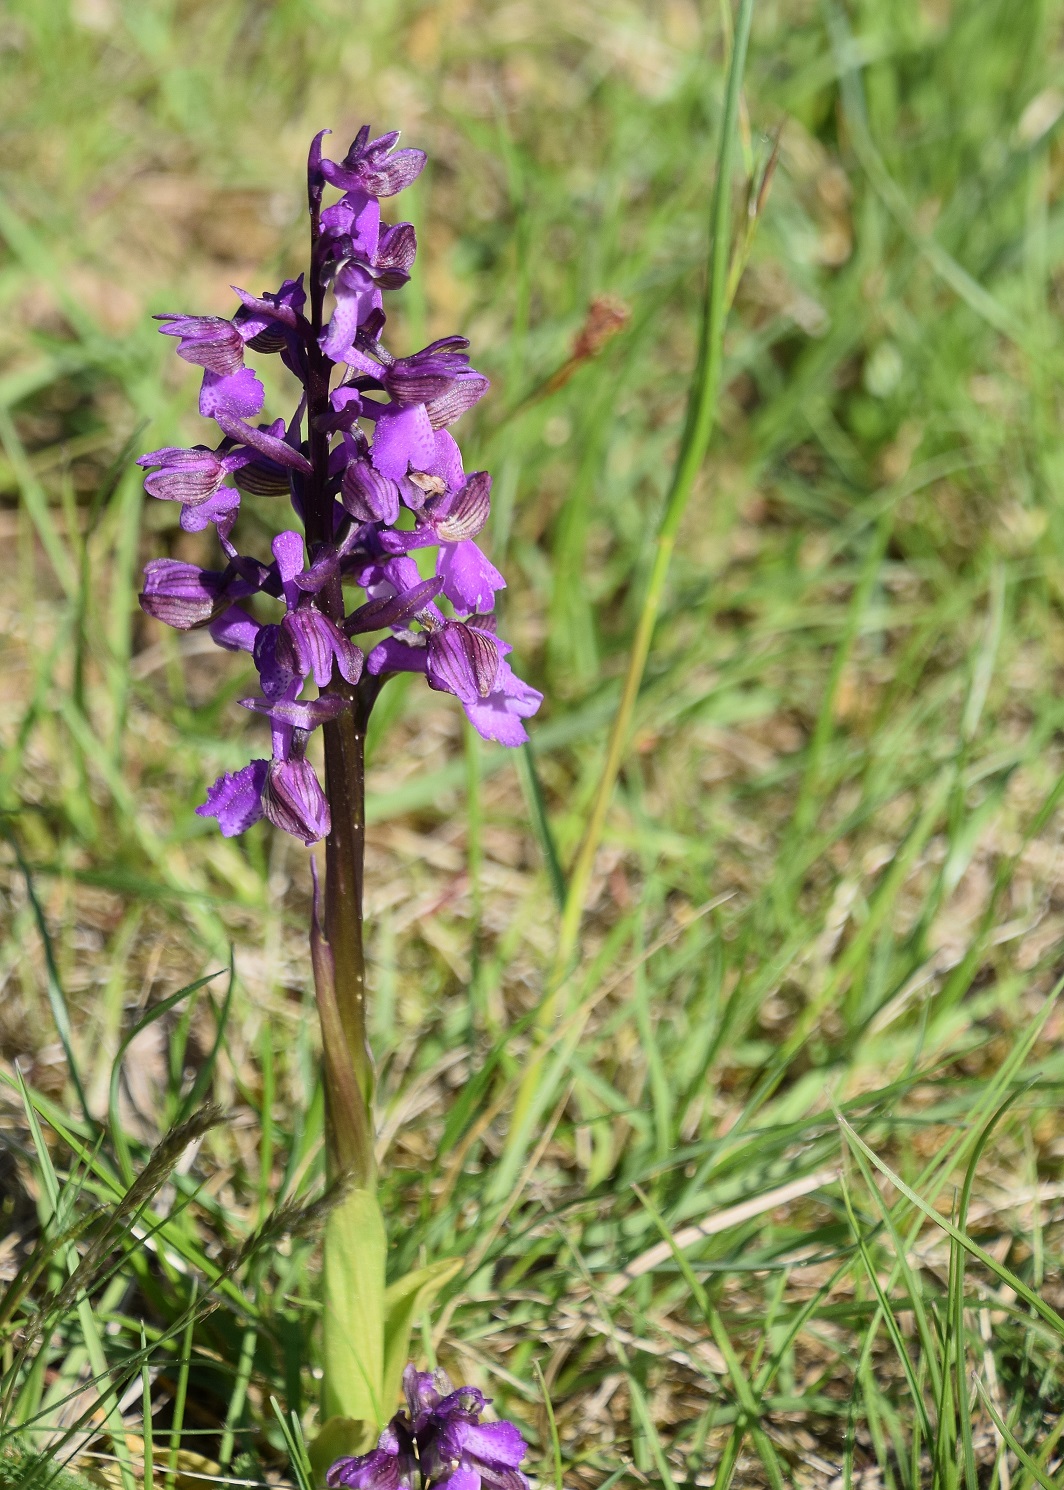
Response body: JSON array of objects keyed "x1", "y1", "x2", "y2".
[
  {"x1": 507, "y1": 3, "x2": 757, "y2": 1158},
  {"x1": 556, "y1": 0, "x2": 755, "y2": 977}
]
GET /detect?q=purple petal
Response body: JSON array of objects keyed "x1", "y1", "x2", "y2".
[
  {"x1": 156, "y1": 314, "x2": 246, "y2": 375},
  {"x1": 196, "y1": 372, "x2": 258, "y2": 426},
  {"x1": 139, "y1": 560, "x2": 224, "y2": 629},
  {"x1": 456, "y1": 1421, "x2": 528, "y2": 1470},
  {"x1": 426, "y1": 429, "x2": 465, "y2": 492},
  {"x1": 293, "y1": 547, "x2": 341, "y2": 593},
  {"x1": 326, "y1": 1446, "x2": 400, "y2": 1490},
  {"x1": 137, "y1": 444, "x2": 189, "y2": 469},
  {"x1": 209, "y1": 605, "x2": 261, "y2": 653},
  {"x1": 213, "y1": 412, "x2": 313, "y2": 473},
  {"x1": 462, "y1": 660, "x2": 542, "y2": 746},
  {"x1": 273, "y1": 530, "x2": 306, "y2": 586},
  {"x1": 345, "y1": 576, "x2": 444, "y2": 634},
  {"x1": 199, "y1": 367, "x2": 266, "y2": 420},
  {"x1": 253, "y1": 624, "x2": 299, "y2": 700},
  {"x1": 261, "y1": 757, "x2": 330, "y2": 844},
  {"x1": 283, "y1": 608, "x2": 364, "y2": 687},
  {"x1": 371, "y1": 404, "x2": 435, "y2": 480},
  {"x1": 179, "y1": 486, "x2": 241, "y2": 533},
  {"x1": 433, "y1": 471, "x2": 491, "y2": 542},
  {"x1": 141, "y1": 449, "x2": 224, "y2": 505},
  {"x1": 231, "y1": 284, "x2": 300, "y2": 331},
  {"x1": 239, "y1": 695, "x2": 350, "y2": 730},
  {"x1": 196, "y1": 759, "x2": 268, "y2": 836},
  {"x1": 436, "y1": 541, "x2": 505, "y2": 613},
  {"x1": 321, "y1": 189, "x2": 381, "y2": 258},
  {"x1": 426, "y1": 373, "x2": 489, "y2": 430},
  {"x1": 431, "y1": 1469, "x2": 480, "y2": 1490},
  {"x1": 308, "y1": 128, "x2": 330, "y2": 190},
  {"x1": 322, "y1": 263, "x2": 380, "y2": 360},
  {"x1": 341, "y1": 459, "x2": 400, "y2": 523},
  {"x1": 402, "y1": 1364, "x2": 450, "y2": 1417},
  {"x1": 383, "y1": 356, "x2": 459, "y2": 407},
  {"x1": 232, "y1": 454, "x2": 291, "y2": 496},
  {"x1": 426, "y1": 623, "x2": 500, "y2": 703},
  {"x1": 360, "y1": 148, "x2": 426, "y2": 197},
  {"x1": 367, "y1": 634, "x2": 428, "y2": 676},
  {"x1": 374, "y1": 222, "x2": 417, "y2": 282}
]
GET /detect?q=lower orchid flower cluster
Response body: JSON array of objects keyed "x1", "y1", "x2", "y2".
[
  {"x1": 327, "y1": 1367, "x2": 530, "y2": 1490},
  {"x1": 138, "y1": 124, "x2": 541, "y2": 846}
]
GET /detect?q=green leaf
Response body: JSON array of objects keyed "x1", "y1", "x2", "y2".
[
  {"x1": 308, "y1": 1416, "x2": 367, "y2": 1486},
  {"x1": 381, "y1": 1256, "x2": 463, "y2": 1417},
  {"x1": 321, "y1": 1186, "x2": 388, "y2": 1430}
]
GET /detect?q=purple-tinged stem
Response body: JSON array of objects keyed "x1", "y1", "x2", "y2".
[{"x1": 305, "y1": 178, "x2": 377, "y2": 1179}]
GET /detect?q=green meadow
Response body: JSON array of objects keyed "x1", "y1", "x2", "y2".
[{"x1": 1, "y1": 0, "x2": 1064, "y2": 1485}]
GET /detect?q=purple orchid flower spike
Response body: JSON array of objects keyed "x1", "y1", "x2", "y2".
[{"x1": 138, "y1": 135, "x2": 543, "y2": 1411}]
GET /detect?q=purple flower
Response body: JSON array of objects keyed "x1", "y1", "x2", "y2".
[
  {"x1": 326, "y1": 1421, "x2": 416, "y2": 1490},
  {"x1": 140, "y1": 122, "x2": 541, "y2": 844},
  {"x1": 136, "y1": 443, "x2": 254, "y2": 507},
  {"x1": 328, "y1": 1366, "x2": 528, "y2": 1490},
  {"x1": 317, "y1": 126, "x2": 427, "y2": 198},
  {"x1": 139, "y1": 559, "x2": 255, "y2": 629},
  {"x1": 261, "y1": 755, "x2": 330, "y2": 843},
  {"x1": 154, "y1": 314, "x2": 246, "y2": 374}
]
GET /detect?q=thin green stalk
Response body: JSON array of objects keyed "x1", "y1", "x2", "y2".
[
  {"x1": 165, "y1": 1293, "x2": 196, "y2": 1490},
  {"x1": 140, "y1": 1324, "x2": 153, "y2": 1490},
  {"x1": 557, "y1": 0, "x2": 754, "y2": 965},
  {"x1": 508, "y1": 0, "x2": 757, "y2": 1145}
]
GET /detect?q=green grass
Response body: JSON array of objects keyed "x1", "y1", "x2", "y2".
[{"x1": 2, "y1": 0, "x2": 1064, "y2": 1485}]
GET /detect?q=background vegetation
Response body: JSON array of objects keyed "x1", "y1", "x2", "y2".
[{"x1": 1, "y1": 0, "x2": 1064, "y2": 1485}]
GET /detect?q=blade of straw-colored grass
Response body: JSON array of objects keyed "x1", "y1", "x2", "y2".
[{"x1": 603, "y1": 1168, "x2": 838, "y2": 1295}]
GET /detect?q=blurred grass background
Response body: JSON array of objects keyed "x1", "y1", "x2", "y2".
[{"x1": 3, "y1": 0, "x2": 1064, "y2": 1485}]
